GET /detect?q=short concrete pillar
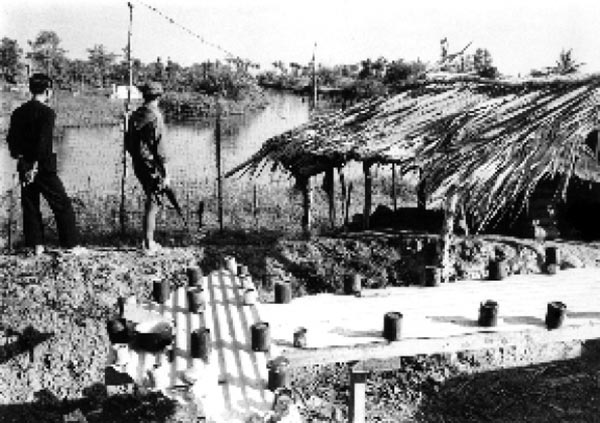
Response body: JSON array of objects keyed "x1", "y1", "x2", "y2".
[
  {"x1": 478, "y1": 300, "x2": 498, "y2": 327},
  {"x1": 274, "y1": 282, "x2": 292, "y2": 304},
  {"x1": 186, "y1": 266, "x2": 201, "y2": 286},
  {"x1": 546, "y1": 301, "x2": 567, "y2": 330},
  {"x1": 293, "y1": 327, "x2": 307, "y2": 348},
  {"x1": 349, "y1": 365, "x2": 369, "y2": 423}
]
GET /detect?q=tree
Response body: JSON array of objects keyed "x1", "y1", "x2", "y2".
[
  {"x1": 554, "y1": 49, "x2": 583, "y2": 75},
  {"x1": 87, "y1": 44, "x2": 117, "y2": 88},
  {"x1": 473, "y1": 48, "x2": 498, "y2": 79},
  {"x1": 27, "y1": 31, "x2": 66, "y2": 77},
  {"x1": 384, "y1": 59, "x2": 426, "y2": 85},
  {"x1": 66, "y1": 59, "x2": 91, "y2": 90},
  {"x1": 0, "y1": 37, "x2": 23, "y2": 83},
  {"x1": 271, "y1": 60, "x2": 286, "y2": 74},
  {"x1": 372, "y1": 57, "x2": 388, "y2": 78},
  {"x1": 358, "y1": 59, "x2": 373, "y2": 79},
  {"x1": 316, "y1": 66, "x2": 338, "y2": 86},
  {"x1": 289, "y1": 62, "x2": 301, "y2": 77},
  {"x1": 153, "y1": 56, "x2": 164, "y2": 81},
  {"x1": 165, "y1": 57, "x2": 183, "y2": 90}
]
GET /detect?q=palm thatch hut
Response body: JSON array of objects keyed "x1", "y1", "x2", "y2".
[{"x1": 226, "y1": 74, "x2": 600, "y2": 277}]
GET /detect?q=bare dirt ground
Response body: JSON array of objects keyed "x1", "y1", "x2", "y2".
[{"x1": 0, "y1": 232, "x2": 599, "y2": 422}]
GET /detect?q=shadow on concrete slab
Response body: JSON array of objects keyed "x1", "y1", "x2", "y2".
[
  {"x1": 502, "y1": 316, "x2": 546, "y2": 326},
  {"x1": 331, "y1": 327, "x2": 383, "y2": 338},
  {"x1": 427, "y1": 316, "x2": 478, "y2": 327},
  {"x1": 568, "y1": 311, "x2": 600, "y2": 320}
]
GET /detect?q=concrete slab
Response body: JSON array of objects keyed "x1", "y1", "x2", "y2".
[
  {"x1": 258, "y1": 268, "x2": 600, "y2": 366},
  {"x1": 106, "y1": 276, "x2": 219, "y2": 405},
  {"x1": 106, "y1": 264, "x2": 600, "y2": 420},
  {"x1": 206, "y1": 269, "x2": 275, "y2": 421},
  {"x1": 105, "y1": 269, "x2": 276, "y2": 422}
]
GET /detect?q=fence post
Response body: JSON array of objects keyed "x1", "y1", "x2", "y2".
[
  {"x1": 215, "y1": 100, "x2": 223, "y2": 233},
  {"x1": 349, "y1": 363, "x2": 369, "y2": 423}
]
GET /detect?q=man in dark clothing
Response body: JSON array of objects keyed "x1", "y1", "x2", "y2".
[
  {"x1": 126, "y1": 81, "x2": 169, "y2": 254},
  {"x1": 6, "y1": 73, "x2": 81, "y2": 255}
]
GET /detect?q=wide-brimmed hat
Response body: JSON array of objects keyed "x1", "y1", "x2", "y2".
[{"x1": 139, "y1": 81, "x2": 164, "y2": 96}]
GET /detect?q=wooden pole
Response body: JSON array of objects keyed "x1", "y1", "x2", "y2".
[
  {"x1": 215, "y1": 98, "x2": 223, "y2": 233},
  {"x1": 312, "y1": 43, "x2": 318, "y2": 108},
  {"x1": 119, "y1": 2, "x2": 134, "y2": 237},
  {"x1": 349, "y1": 365, "x2": 369, "y2": 423},
  {"x1": 440, "y1": 187, "x2": 459, "y2": 282},
  {"x1": 339, "y1": 168, "x2": 347, "y2": 227},
  {"x1": 253, "y1": 184, "x2": 258, "y2": 228},
  {"x1": 325, "y1": 168, "x2": 335, "y2": 228},
  {"x1": 299, "y1": 176, "x2": 312, "y2": 236},
  {"x1": 417, "y1": 168, "x2": 427, "y2": 211},
  {"x1": 596, "y1": 108, "x2": 600, "y2": 161},
  {"x1": 363, "y1": 161, "x2": 372, "y2": 230},
  {"x1": 346, "y1": 182, "x2": 353, "y2": 229},
  {"x1": 197, "y1": 200, "x2": 204, "y2": 229},
  {"x1": 391, "y1": 163, "x2": 397, "y2": 212},
  {"x1": 127, "y1": 3, "x2": 133, "y2": 106}
]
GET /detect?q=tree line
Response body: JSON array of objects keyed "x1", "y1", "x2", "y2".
[
  {"x1": 0, "y1": 30, "x2": 257, "y2": 100},
  {"x1": 1, "y1": 31, "x2": 582, "y2": 101}
]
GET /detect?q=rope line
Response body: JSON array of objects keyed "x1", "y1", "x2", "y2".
[{"x1": 131, "y1": 0, "x2": 248, "y2": 63}]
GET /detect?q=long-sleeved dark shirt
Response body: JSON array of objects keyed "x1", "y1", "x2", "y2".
[{"x1": 6, "y1": 99, "x2": 57, "y2": 173}]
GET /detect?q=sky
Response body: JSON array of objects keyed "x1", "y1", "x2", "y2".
[{"x1": 2, "y1": 0, "x2": 600, "y2": 77}]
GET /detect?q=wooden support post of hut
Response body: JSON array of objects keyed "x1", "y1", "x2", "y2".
[
  {"x1": 298, "y1": 176, "x2": 313, "y2": 235},
  {"x1": 391, "y1": 163, "x2": 397, "y2": 212},
  {"x1": 324, "y1": 168, "x2": 336, "y2": 228},
  {"x1": 439, "y1": 187, "x2": 459, "y2": 282},
  {"x1": 363, "y1": 161, "x2": 372, "y2": 230},
  {"x1": 417, "y1": 174, "x2": 427, "y2": 211}
]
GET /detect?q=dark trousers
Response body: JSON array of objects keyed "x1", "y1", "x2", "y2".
[{"x1": 21, "y1": 172, "x2": 78, "y2": 248}]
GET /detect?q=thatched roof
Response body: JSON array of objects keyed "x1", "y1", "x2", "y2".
[{"x1": 226, "y1": 74, "x2": 600, "y2": 226}]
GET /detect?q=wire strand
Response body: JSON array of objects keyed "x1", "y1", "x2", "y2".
[{"x1": 131, "y1": 0, "x2": 247, "y2": 63}]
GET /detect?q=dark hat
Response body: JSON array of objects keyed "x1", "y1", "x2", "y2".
[
  {"x1": 29, "y1": 73, "x2": 52, "y2": 93},
  {"x1": 139, "y1": 81, "x2": 164, "y2": 96}
]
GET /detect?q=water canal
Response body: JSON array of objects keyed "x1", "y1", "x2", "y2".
[
  {"x1": 2, "y1": 90, "x2": 309, "y2": 195},
  {"x1": 0, "y1": 91, "x2": 311, "y2": 242}
]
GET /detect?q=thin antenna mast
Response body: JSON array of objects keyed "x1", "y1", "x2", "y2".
[
  {"x1": 312, "y1": 42, "x2": 318, "y2": 108},
  {"x1": 127, "y1": 2, "x2": 134, "y2": 110},
  {"x1": 120, "y1": 2, "x2": 134, "y2": 237}
]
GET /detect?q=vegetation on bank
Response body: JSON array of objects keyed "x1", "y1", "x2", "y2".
[
  {"x1": 257, "y1": 47, "x2": 584, "y2": 101},
  {"x1": 0, "y1": 85, "x2": 268, "y2": 135},
  {"x1": 0, "y1": 30, "x2": 268, "y2": 129}
]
